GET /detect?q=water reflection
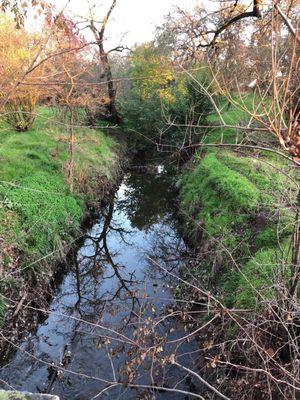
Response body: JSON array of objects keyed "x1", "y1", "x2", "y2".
[
  {"x1": 0, "y1": 166, "x2": 198, "y2": 399},
  {"x1": 118, "y1": 170, "x2": 176, "y2": 231}
]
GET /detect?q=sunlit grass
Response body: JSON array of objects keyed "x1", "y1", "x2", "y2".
[{"x1": 0, "y1": 107, "x2": 119, "y2": 273}]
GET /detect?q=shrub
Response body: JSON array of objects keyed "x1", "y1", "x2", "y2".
[
  {"x1": 119, "y1": 43, "x2": 214, "y2": 150},
  {"x1": 0, "y1": 15, "x2": 47, "y2": 131},
  {"x1": 4, "y1": 95, "x2": 38, "y2": 132}
]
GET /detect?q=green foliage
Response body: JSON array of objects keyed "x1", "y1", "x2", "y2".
[
  {"x1": 8, "y1": 172, "x2": 83, "y2": 260},
  {"x1": 180, "y1": 152, "x2": 260, "y2": 240},
  {"x1": 178, "y1": 99, "x2": 296, "y2": 310},
  {"x1": 0, "y1": 108, "x2": 118, "y2": 181},
  {"x1": 0, "y1": 390, "x2": 33, "y2": 400},
  {"x1": 182, "y1": 68, "x2": 214, "y2": 125},
  {"x1": 119, "y1": 91, "x2": 163, "y2": 151},
  {"x1": 216, "y1": 151, "x2": 286, "y2": 196},
  {"x1": 198, "y1": 153, "x2": 260, "y2": 209},
  {"x1": 180, "y1": 150, "x2": 294, "y2": 308},
  {"x1": 221, "y1": 269, "x2": 241, "y2": 307},
  {"x1": 235, "y1": 248, "x2": 290, "y2": 308},
  {"x1": 129, "y1": 44, "x2": 174, "y2": 100},
  {"x1": 0, "y1": 107, "x2": 119, "y2": 274},
  {"x1": 4, "y1": 99, "x2": 36, "y2": 132},
  {"x1": 255, "y1": 227, "x2": 277, "y2": 249},
  {"x1": 119, "y1": 43, "x2": 214, "y2": 151},
  {"x1": 226, "y1": 322, "x2": 239, "y2": 339}
]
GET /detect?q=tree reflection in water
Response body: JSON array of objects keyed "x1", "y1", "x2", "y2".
[
  {"x1": 117, "y1": 168, "x2": 177, "y2": 231},
  {"x1": 0, "y1": 166, "x2": 198, "y2": 400},
  {"x1": 73, "y1": 200, "x2": 140, "y2": 321}
]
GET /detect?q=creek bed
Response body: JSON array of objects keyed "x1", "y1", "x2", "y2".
[{"x1": 0, "y1": 164, "x2": 200, "y2": 399}]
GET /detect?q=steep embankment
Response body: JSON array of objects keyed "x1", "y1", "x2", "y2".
[
  {"x1": 0, "y1": 109, "x2": 121, "y2": 328},
  {"x1": 178, "y1": 104, "x2": 297, "y2": 308}
]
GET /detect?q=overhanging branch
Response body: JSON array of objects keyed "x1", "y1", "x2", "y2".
[{"x1": 198, "y1": 0, "x2": 262, "y2": 48}]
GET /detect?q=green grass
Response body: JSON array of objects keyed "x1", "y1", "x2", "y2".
[
  {"x1": 180, "y1": 152, "x2": 259, "y2": 250},
  {"x1": 8, "y1": 172, "x2": 83, "y2": 266},
  {"x1": 234, "y1": 246, "x2": 292, "y2": 308},
  {"x1": 0, "y1": 108, "x2": 119, "y2": 276},
  {"x1": 203, "y1": 93, "x2": 273, "y2": 145},
  {"x1": 178, "y1": 98, "x2": 297, "y2": 308}
]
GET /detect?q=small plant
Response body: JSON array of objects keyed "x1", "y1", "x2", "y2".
[{"x1": 4, "y1": 95, "x2": 38, "y2": 132}]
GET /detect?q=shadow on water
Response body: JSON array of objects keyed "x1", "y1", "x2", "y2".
[{"x1": 0, "y1": 162, "x2": 201, "y2": 399}]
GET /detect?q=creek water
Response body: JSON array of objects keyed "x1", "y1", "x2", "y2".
[{"x1": 0, "y1": 164, "x2": 200, "y2": 399}]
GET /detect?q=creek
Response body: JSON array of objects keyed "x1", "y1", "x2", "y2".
[{"x1": 0, "y1": 162, "x2": 201, "y2": 399}]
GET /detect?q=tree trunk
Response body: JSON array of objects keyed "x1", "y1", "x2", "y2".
[
  {"x1": 98, "y1": 41, "x2": 122, "y2": 125},
  {"x1": 89, "y1": 0, "x2": 122, "y2": 125}
]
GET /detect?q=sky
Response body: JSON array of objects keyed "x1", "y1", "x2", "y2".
[{"x1": 51, "y1": 0, "x2": 199, "y2": 48}]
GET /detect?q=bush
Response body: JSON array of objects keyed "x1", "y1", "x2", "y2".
[
  {"x1": 0, "y1": 15, "x2": 46, "y2": 132},
  {"x1": 4, "y1": 96, "x2": 37, "y2": 132},
  {"x1": 119, "y1": 43, "x2": 214, "y2": 151}
]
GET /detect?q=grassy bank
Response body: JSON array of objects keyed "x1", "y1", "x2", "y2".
[
  {"x1": 0, "y1": 108, "x2": 120, "y2": 317},
  {"x1": 178, "y1": 101, "x2": 297, "y2": 308}
]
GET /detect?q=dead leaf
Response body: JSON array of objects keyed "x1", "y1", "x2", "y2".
[{"x1": 266, "y1": 348, "x2": 275, "y2": 358}]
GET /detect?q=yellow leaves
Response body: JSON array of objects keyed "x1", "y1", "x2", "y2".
[
  {"x1": 130, "y1": 44, "x2": 175, "y2": 101},
  {"x1": 233, "y1": 4, "x2": 247, "y2": 14},
  {"x1": 159, "y1": 88, "x2": 175, "y2": 103},
  {"x1": 100, "y1": 96, "x2": 110, "y2": 105},
  {"x1": 0, "y1": 15, "x2": 47, "y2": 108},
  {"x1": 215, "y1": 38, "x2": 225, "y2": 45},
  {"x1": 55, "y1": 16, "x2": 67, "y2": 31}
]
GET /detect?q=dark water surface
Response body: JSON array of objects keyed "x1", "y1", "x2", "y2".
[{"x1": 0, "y1": 165, "x2": 199, "y2": 399}]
